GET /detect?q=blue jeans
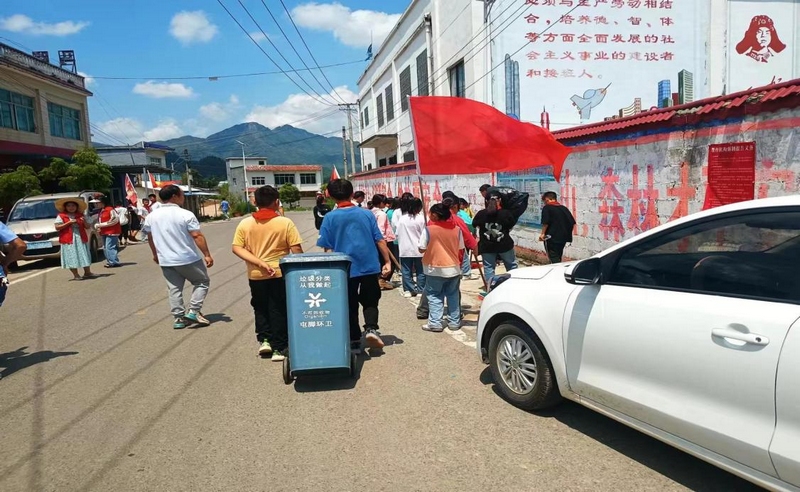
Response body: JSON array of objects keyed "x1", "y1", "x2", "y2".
[
  {"x1": 461, "y1": 250, "x2": 471, "y2": 276},
  {"x1": 104, "y1": 235, "x2": 120, "y2": 265},
  {"x1": 482, "y1": 249, "x2": 518, "y2": 286},
  {"x1": 400, "y1": 257, "x2": 426, "y2": 294},
  {"x1": 425, "y1": 275, "x2": 461, "y2": 328}
]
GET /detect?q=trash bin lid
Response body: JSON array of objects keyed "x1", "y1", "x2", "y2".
[{"x1": 279, "y1": 252, "x2": 353, "y2": 265}]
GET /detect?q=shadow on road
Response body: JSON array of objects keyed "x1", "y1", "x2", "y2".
[
  {"x1": 0, "y1": 346, "x2": 78, "y2": 380},
  {"x1": 202, "y1": 313, "x2": 233, "y2": 325},
  {"x1": 477, "y1": 367, "x2": 760, "y2": 491}
]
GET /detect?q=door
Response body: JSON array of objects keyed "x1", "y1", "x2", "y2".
[
  {"x1": 564, "y1": 208, "x2": 800, "y2": 476},
  {"x1": 770, "y1": 316, "x2": 800, "y2": 486}
]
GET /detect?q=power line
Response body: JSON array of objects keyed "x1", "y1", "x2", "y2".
[
  {"x1": 277, "y1": 0, "x2": 349, "y2": 104},
  {"x1": 232, "y1": 0, "x2": 338, "y2": 106},
  {"x1": 258, "y1": 0, "x2": 347, "y2": 104},
  {"x1": 91, "y1": 60, "x2": 364, "y2": 81},
  {"x1": 215, "y1": 0, "x2": 336, "y2": 107}
]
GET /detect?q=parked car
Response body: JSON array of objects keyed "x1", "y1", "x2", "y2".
[
  {"x1": 3, "y1": 191, "x2": 104, "y2": 266},
  {"x1": 477, "y1": 195, "x2": 800, "y2": 491}
]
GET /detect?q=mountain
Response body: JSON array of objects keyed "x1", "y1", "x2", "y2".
[{"x1": 154, "y1": 122, "x2": 358, "y2": 180}]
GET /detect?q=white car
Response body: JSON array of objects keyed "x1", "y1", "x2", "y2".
[{"x1": 477, "y1": 195, "x2": 800, "y2": 492}]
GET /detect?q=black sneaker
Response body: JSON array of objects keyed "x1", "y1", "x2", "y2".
[
  {"x1": 364, "y1": 329, "x2": 385, "y2": 349},
  {"x1": 350, "y1": 341, "x2": 362, "y2": 354}
]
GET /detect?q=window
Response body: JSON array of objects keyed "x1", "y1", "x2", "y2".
[
  {"x1": 258, "y1": 160, "x2": 265, "y2": 165},
  {"x1": 251, "y1": 176, "x2": 266, "y2": 186},
  {"x1": 385, "y1": 85, "x2": 395, "y2": 122},
  {"x1": 376, "y1": 94, "x2": 385, "y2": 128},
  {"x1": 417, "y1": 50, "x2": 429, "y2": 96},
  {"x1": 360, "y1": 107, "x2": 365, "y2": 129},
  {"x1": 403, "y1": 151, "x2": 415, "y2": 162},
  {"x1": 388, "y1": 155, "x2": 398, "y2": 165},
  {"x1": 300, "y1": 173, "x2": 317, "y2": 185},
  {"x1": 48, "y1": 102, "x2": 82, "y2": 140},
  {"x1": 608, "y1": 211, "x2": 800, "y2": 303},
  {"x1": 274, "y1": 173, "x2": 295, "y2": 185},
  {"x1": 378, "y1": 158, "x2": 387, "y2": 167},
  {"x1": 400, "y1": 66, "x2": 412, "y2": 112},
  {"x1": 363, "y1": 107, "x2": 369, "y2": 128},
  {"x1": 0, "y1": 89, "x2": 36, "y2": 133},
  {"x1": 149, "y1": 157, "x2": 162, "y2": 166},
  {"x1": 449, "y1": 61, "x2": 466, "y2": 98}
]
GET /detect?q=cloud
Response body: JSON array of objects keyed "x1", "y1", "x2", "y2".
[
  {"x1": 245, "y1": 86, "x2": 355, "y2": 134},
  {"x1": 199, "y1": 95, "x2": 241, "y2": 122},
  {"x1": 77, "y1": 71, "x2": 95, "y2": 87},
  {"x1": 169, "y1": 11, "x2": 218, "y2": 45},
  {"x1": 95, "y1": 118, "x2": 185, "y2": 144},
  {"x1": 291, "y1": 2, "x2": 400, "y2": 48},
  {"x1": 0, "y1": 14, "x2": 89, "y2": 36},
  {"x1": 133, "y1": 81, "x2": 195, "y2": 99},
  {"x1": 249, "y1": 31, "x2": 269, "y2": 44}
]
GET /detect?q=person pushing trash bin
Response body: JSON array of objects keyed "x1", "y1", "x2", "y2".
[
  {"x1": 317, "y1": 179, "x2": 392, "y2": 353},
  {"x1": 232, "y1": 185, "x2": 304, "y2": 361}
]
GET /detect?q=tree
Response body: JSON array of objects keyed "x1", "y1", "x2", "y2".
[
  {"x1": 279, "y1": 183, "x2": 301, "y2": 208},
  {"x1": 38, "y1": 158, "x2": 70, "y2": 193},
  {"x1": 60, "y1": 148, "x2": 113, "y2": 192},
  {"x1": 0, "y1": 165, "x2": 42, "y2": 204}
]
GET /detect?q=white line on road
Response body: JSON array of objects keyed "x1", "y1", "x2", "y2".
[{"x1": 10, "y1": 266, "x2": 60, "y2": 285}]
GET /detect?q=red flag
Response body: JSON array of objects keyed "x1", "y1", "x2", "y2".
[
  {"x1": 330, "y1": 165, "x2": 341, "y2": 181},
  {"x1": 409, "y1": 96, "x2": 571, "y2": 180},
  {"x1": 124, "y1": 174, "x2": 138, "y2": 205}
]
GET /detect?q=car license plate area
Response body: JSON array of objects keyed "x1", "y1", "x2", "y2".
[{"x1": 26, "y1": 240, "x2": 52, "y2": 250}]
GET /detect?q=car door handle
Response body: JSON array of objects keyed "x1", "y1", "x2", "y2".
[{"x1": 712, "y1": 328, "x2": 770, "y2": 346}]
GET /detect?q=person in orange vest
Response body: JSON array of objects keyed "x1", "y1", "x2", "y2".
[{"x1": 94, "y1": 195, "x2": 122, "y2": 268}]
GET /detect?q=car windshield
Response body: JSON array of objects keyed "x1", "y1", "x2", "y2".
[{"x1": 8, "y1": 199, "x2": 59, "y2": 222}]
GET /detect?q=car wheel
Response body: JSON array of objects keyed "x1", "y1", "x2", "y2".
[
  {"x1": 488, "y1": 321, "x2": 562, "y2": 411},
  {"x1": 90, "y1": 237, "x2": 99, "y2": 263}
]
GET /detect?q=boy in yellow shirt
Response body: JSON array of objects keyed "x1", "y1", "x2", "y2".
[{"x1": 232, "y1": 186, "x2": 303, "y2": 360}]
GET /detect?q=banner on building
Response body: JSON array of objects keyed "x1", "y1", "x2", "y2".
[{"x1": 702, "y1": 142, "x2": 756, "y2": 210}]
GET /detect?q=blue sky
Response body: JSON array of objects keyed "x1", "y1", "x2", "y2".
[{"x1": 0, "y1": 0, "x2": 408, "y2": 143}]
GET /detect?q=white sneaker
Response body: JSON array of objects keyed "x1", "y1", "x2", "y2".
[
  {"x1": 401, "y1": 291, "x2": 412, "y2": 298},
  {"x1": 271, "y1": 350, "x2": 286, "y2": 362}
]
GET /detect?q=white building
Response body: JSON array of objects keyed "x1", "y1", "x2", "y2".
[
  {"x1": 226, "y1": 157, "x2": 322, "y2": 199},
  {"x1": 356, "y1": 0, "x2": 491, "y2": 172}
]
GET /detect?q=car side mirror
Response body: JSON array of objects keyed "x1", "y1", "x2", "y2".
[{"x1": 565, "y1": 258, "x2": 602, "y2": 285}]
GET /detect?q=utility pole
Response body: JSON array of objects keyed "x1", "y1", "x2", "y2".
[
  {"x1": 338, "y1": 103, "x2": 358, "y2": 176},
  {"x1": 183, "y1": 149, "x2": 193, "y2": 214},
  {"x1": 236, "y1": 140, "x2": 249, "y2": 210},
  {"x1": 341, "y1": 126, "x2": 348, "y2": 175}
]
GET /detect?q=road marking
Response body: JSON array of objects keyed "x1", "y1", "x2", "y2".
[{"x1": 10, "y1": 266, "x2": 60, "y2": 285}]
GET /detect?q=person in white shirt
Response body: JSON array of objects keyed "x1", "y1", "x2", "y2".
[
  {"x1": 395, "y1": 197, "x2": 427, "y2": 298},
  {"x1": 148, "y1": 193, "x2": 162, "y2": 211},
  {"x1": 143, "y1": 185, "x2": 214, "y2": 329},
  {"x1": 114, "y1": 201, "x2": 130, "y2": 246}
]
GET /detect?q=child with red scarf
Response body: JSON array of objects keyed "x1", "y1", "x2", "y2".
[
  {"x1": 94, "y1": 195, "x2": 122, "y2": 268},
  {"x1": 54, "y1": 198, "x2": 95, "y2": 280},
  {"x1": 232, "y1": 185, "x2": 304, "y2": 361},
  {"x1": 418, "y1": 203, "x2": 464, "y2": 332}
]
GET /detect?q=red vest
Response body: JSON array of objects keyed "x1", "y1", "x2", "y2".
[
  {"x1": 99, "y1": 207, "x2": 122, "y2": 236},
  {"x1": 58, "y1": 213, "x2": 89, "y2": 244}
]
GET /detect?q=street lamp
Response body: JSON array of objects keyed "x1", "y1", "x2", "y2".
[{"x1": 235, "y1": 140, "x2": 250, "y2": 211}]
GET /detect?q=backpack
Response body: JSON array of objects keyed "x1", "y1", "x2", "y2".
[{"x1": 486, "y1": 186, "x2": 529, "y2": 226}]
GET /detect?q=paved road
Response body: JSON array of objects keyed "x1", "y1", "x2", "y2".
[{"x1": 0, "y1": 212, "x2": 760, "y2": 491}]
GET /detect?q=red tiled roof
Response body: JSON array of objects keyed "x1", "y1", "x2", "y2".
[
  {"x1": 553, "y1": 78, "x2": 800, "y2": 141},
  {"x1": 246, "y1": 165, "x2": 322, "y2": 172}
]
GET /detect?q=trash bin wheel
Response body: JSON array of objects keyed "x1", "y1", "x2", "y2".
[
  {"x1": 349, "y1": 352, "x2": 357, "y2": 378},
  {"x1": 282, "y1": 357, "x2": 293, "y2": 385}
]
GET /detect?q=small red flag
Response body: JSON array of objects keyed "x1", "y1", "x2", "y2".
[
  {"x1": 409, "y1": 96, "x2": 571, "y2": 180},
  {"x1": 330, "y1": 165, "x2": 341, "y2": 181}
]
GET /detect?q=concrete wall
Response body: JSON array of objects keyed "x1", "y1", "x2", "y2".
[
  {"x1": 350, "y1": 105, "x2": 800, "y2": 261},
  {"x1": 0, "y1": 65, "x2": 91, "y2": 152}
]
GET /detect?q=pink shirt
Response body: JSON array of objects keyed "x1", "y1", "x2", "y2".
[{"x1": 372, "y1": 208, "x2": 396, "y2": 242}]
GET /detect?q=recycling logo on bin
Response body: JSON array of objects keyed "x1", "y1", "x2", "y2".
[{"x1": 299, "y1": 275, "x2": 333, "y2": 328}]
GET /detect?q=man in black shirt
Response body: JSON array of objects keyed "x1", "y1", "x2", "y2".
[{"x1": 539, "y1": 191, "x2": 576, "y2": 263}]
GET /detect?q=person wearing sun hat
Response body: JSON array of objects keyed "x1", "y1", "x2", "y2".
[{"x1": 54, "y1": 198, "x2": 95, "y2": 280}]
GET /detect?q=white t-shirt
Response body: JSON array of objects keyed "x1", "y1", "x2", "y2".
[
  {"x1": 396, "y1": 212, "x2": 427, "y2": 258},
  {"x1": 150, "y1": 201, "x2": 162, "y2": 211},
  {"x1": 142, "y1": 204, "x2": 202, "y2": 267},
  {"x1": 114, "y1": 206, "x2": 129, "y2": 225}
]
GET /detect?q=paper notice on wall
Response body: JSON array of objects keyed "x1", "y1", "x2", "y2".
[{"x1": 702, "y1": 142, "x2": 756, "y2": 210}]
